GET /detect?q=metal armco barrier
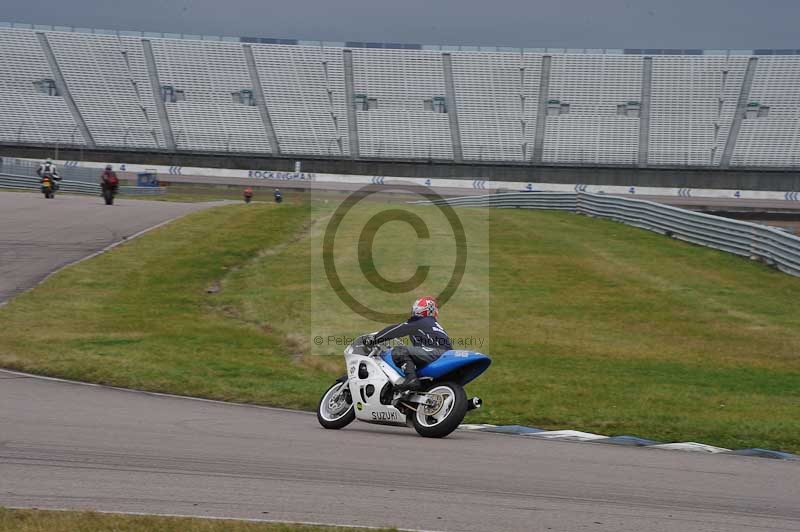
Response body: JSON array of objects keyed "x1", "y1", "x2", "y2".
[
  {"x1": 434, "y1": 192, "x2": 579, "y2": 211},
  {"x1": 0, "y1": 174, "x2": 166, "y2": 196},
  {"x1": 422, "y1": 192, "x2": 800, "y2": 277}
]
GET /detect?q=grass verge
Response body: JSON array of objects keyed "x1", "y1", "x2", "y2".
[
  {"x1": 0, "y1": 508, "x2": 398, "y2": 532},
  {"x1": 140, "y1": 183, "x2": 277, "y2": 203},
  {"x1": 138, "y1": 183, "x2": 332, "y2": 204},
  {"x1": 0, "y1": 199, "x2": 798, "y2": 452}
]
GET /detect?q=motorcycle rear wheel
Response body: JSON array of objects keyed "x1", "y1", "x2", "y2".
[
  {"x1": 317, "y1": 380, "x2": 355, "y2": 429},
  {"x1": 411, "y1": 382, "x2": 468, "y2": 438}
]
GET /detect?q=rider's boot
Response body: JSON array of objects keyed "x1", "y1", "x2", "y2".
[{"x1": 397, "y1": 363, "x2": 421, "y2": 391}]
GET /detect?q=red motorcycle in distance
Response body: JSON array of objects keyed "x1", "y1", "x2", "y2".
[{"x1": 101, "y1": 173, "x2": 119, "y2": 205}]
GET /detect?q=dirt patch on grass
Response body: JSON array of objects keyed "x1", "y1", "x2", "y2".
[{"x1": 202, "y1": 215, "x2": 322, "y2": 362}]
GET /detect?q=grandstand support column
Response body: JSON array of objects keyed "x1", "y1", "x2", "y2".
[
  {"x1": 441, "y1": 53, "x2": 464, "y2": 163},
  {"x1": 531, "y1": 55, "x2": 552, "y2": 164},
  {"x1": 243, "y1": 45, "x2": 280, "y2": 155},
  {"x1": 342, "y1": 50, "x2": 360, "y2": 158},
  {"x1": 721, "y1": 57, "x2": 758, "y2": 168},
  {"x1": 638, "y1": 56, "x2": 653, "y2": 166},
  {"x1": 35, "y1": 32, "x2": 96, "y2": 150},
  {"x1": 141, "y1": 39, "x2": 177, "y2": 151}
]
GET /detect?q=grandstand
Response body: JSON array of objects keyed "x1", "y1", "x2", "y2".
[{"x1": 1, "y1": 21, "x2": 800, "y2": 169}]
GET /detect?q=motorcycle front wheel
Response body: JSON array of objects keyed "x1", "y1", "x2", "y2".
[
  {"x1": 317, "y1": 379, "x2": 355, "y2": 429},
  {"x1": 411, "y1": 382, "x2": 468, "y2": 438}
]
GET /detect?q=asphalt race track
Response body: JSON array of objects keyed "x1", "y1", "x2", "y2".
[
  {"x1": 1, "y1": 189, "x2": 799, "y2": 532},
  {"x1": 1, "y1": 372, "x2": 799, "y2": 532}
]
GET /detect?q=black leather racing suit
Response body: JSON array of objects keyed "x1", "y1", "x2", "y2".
[{"x1": 372, "y1": 316, "x2": 452, "y2": 373}]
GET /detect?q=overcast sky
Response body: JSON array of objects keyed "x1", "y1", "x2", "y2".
[{"x1": 2, "y1": 0, "x2": 798, "y2": 49}]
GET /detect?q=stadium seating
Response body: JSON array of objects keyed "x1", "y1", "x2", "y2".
[
  {"x1": 648, "y1": 55, "x2": 748, "y2": 166},
  {"x1": 45, "y1": 31, "x2": 162, "y2": 149},
  {"x1": 732, "y1": 56, "x2": 800, "y2": 167},
  {"x1": 450, "y1": 52, "x2": 529, "y2": 161},
  {"x1": 1, "y1": 24, "x2": 799, "y2": 168},
  {"x1": 151, "y1": 38, "x2": 270, "y2": 153},
  {"x1": 250, "y1": 44, "x2": 348, "y2": 156},
  {"x1": 0, "y1": 28, "x2": 84, "y2": 146},
  {"x1": 116, "y1": 36, "x2": 168, "y2": 149},
  {"x1": 351, "y1": 49, "x2": 452, "y2": 159},
  {"x1": 543, "y1": 54, "x2": 642, "y2": 165}
]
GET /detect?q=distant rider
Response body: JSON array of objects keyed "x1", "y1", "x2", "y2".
[
  {"x1": 243, "y1": 187, "x2": 253, "y2": 202},
  {"x1": 364, "y1": 296, "x2": 452, "y2": 391},
  {"x1": 37, "y1": 158, "x2": 61, "y2": 190},
  {"x1": 274, "y1": 188, "x2": 282, "y2": 203},
  {"x1": 100, "y1": 164, "x2": 119, "y2": 193}
]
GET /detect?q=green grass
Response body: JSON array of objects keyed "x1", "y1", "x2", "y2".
[
  {"x1": 142, "y1": 184, "x2": 288, "y2": 203},
  {"x1": 1, "y1": 198, "x2": 799, "y2": 452},
  {"x1": 0, "y1": 508, "x2": 398, "y2": 532}
]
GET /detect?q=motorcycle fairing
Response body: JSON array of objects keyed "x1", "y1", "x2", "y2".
[
  {"x1": 344, "y1": 353, "x2": 406, "y2": 426},
  {"x1": 382, "y1": 349, "x2": 491, "y2": 386}
]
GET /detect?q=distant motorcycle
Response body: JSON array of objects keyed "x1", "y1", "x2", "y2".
[
  {"x1": 244, "y1": 188, "x2": 253, "y2": 203},
  {"x1": 101, "y1": 181, "x2": 118, "y2": 205},
  {"x1": 41, "y1": 176, "x2": 55, "y2": 199},
  {"x1": 317, "y1": 334, "x2": 491, "y2": 438},
  {"x1": 99, "y1": 170, "x2": 121, "y2": 205},
  {"x1": 274, "y1": 190, "x2": 282, "y2": 203}
]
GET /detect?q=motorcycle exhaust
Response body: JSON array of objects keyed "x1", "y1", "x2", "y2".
[{"x1": 468, "y1": 397, "x2": 482, "y2": 410}]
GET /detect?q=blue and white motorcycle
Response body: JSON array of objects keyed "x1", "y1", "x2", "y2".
[{"x1": 317, "y1": 334, "x2": 491, "y2": 438}]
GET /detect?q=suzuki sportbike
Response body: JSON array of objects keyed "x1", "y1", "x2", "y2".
[{"x1": 317, "y1": 334, "x2": 491, "y2": 438}]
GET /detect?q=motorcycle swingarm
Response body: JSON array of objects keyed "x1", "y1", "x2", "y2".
[{"x1": 394, "y1": 390, "x2": 438, "y2": 409}]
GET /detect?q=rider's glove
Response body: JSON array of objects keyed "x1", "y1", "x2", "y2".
[{"x1": 363, "y1": 335, "x2": 377, "y2": 347}]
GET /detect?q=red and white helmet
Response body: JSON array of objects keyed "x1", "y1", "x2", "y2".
[{"x1": 411, "y1": 296, "x2": 439, "y2": 319}]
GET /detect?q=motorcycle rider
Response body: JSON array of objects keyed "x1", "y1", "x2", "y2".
[
  {"x1": 100, "y1": 164, "x2": 119, "y2": 190},
  {"x1": 364, "y1": 296, "x2": 452, "y2": 391},
  {"x1": 274, "y1": 188, "x2": 282, "y2": 202},
  {"x1": 100, "y1": 164, "x2": 119, "y2": 193},
  {"x1": 37, "y1": 158, "x2": 61, "y2": 190}
]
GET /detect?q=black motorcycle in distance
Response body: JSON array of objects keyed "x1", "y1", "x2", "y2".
[{"x1": 41, "y1": 176, "x2": 55, "y2": 199}]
